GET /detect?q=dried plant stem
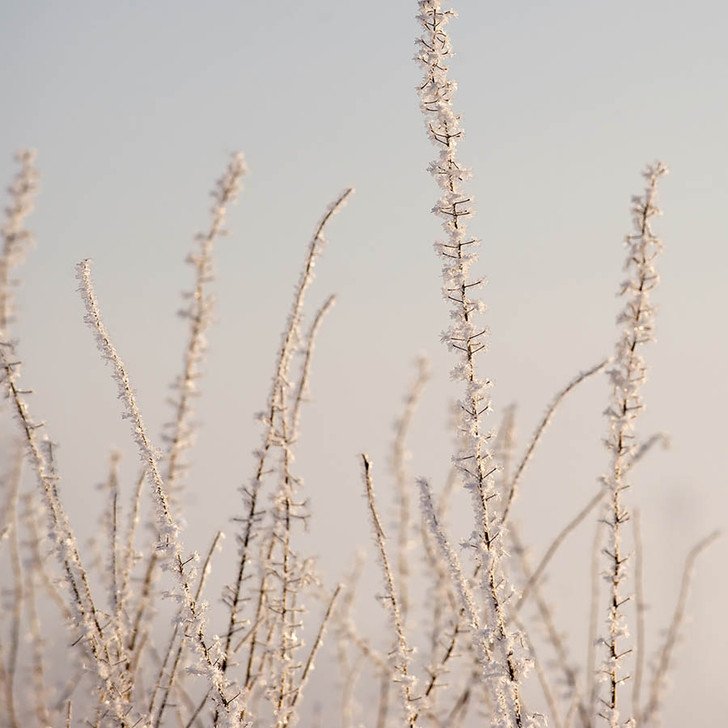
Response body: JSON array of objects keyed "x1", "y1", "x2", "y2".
[
  {"x1": 164, "y1": 152, "x2": 246, "y2": 495},
  {"x1": 511, "y1": 525, "x2": 589, "y2": 726},
  {"x1": 416, "y1": 5, "x2": 529, "y2": 723},
  {"x1": 632, "y1": 511, "x2": 645, "y2": 719},
  {"x1": 77, "y1": 259, "x2": 237, "y2": 722},
  {"x1": 282, "y1": 583, "x2": 342, "y2": 728},
  {"x1": 0, "y1": 149, "x2": 38, "y2": 331},
  {"x1": 586, "y1": 521, "x2": 604, "y2": 719},
  {"x1": 418, "y1": 478, "x2": 515, "y2": 724},
  {"x1": 519, "y1": 621, "x2": 563, "y2": 728},
  {"x1": 222, "y1": 188, "x2": 352, "y2": 681},
  {"x1": 362, "y1": 455, "x2": 419, "y2": 728},
  {"x1": 2, "y1": 449, "x2": 23, "y2": 728},
  {"x1": 152, "y1": 530, "x2": 224, "y2": 728},
  {"x1": 639, "y1": 531, "x2": 720, "y2": 725},
  {"x1": 290, "y1": 294, "x2": 336, "y2": 437},
  {"x1": 392, "y1": 356, "x2": 430, "y2": 624},
  {"x1": 599, "y1": 162, "x2": 667, "y2": 727},
  {"x1": 514, "y1": 489, "x2": 604, "y2": 617},
  {"x1": 0, "y1": 341, "x2": 127, "y2": 722},
  {"x1": 501, "y1": 360, "x2": 608, "y2": 525},
  {"x1": 23, "y1": 524, "x2": 52, "y2": 728},
  {"x1": 130, "y1": 156, "x2": 246, "y2": 701}
]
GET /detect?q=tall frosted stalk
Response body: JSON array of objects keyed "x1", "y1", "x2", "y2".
[
  {"x1": 599, "y1": 162, "x2": 667, "y2": 727},
  {"x1": 415, "y1": 3, "x2": 531, "y2": 726}
]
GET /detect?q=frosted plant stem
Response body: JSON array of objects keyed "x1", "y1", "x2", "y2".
[
  {"x1": 0, "y1": 340, "x2": 129, "y2": 724},
  {"x1": 416, "y1": 4, "x2": 531, "y2": 724},
  {"x1": 639, "y1": 531, "x2": 720, "y2": 726},
  {"x1": 289, "y1": 294, "x2": 336, "y2": 437},
  {"x1": 282, "y1": 583, "x2": 342, "y2": 728},
  {"x1": 102, "y1": 451, "x2": 127, "y2": 690},
  {"x1": 0, "y1": 149, "x2": 39, "y2": 331},
  {"x1": 392, "y1": 356, "x2": 430, "y2": 626},
  {"x1": 587, "y1": 521, "x2": 604, "y2": 720},
  {"x1": 518, "y1": 621, "x2": 563, "y2": 728},
  {"x1": 514, "y1": 489, "x2": 604, "y2": 617},
  {"x1": 598, "y1": 162, "x2": 667, "y2": 727},
  {"x1": 164, "y1": 152, "x2": 246, "y2": 497},
  {"x1": 624, "y1": 433, "x2": 669, "y2": 472},
  {"x1": 132, "y1": 155, "x2": 246, "y2": 693},
  {"x1": 76, "y1": 259, "x2": 238, "y2": 724},
  {"x1": 418, "y1": 478, "x2": 509, "y2": 719},
  {"x1": 222, "y1": 188, "x2": 352, "y2": 680},
  {"x1": 500, "y1": 359, "x2": 608, "y2": 525},
  {"x1": 120, "y1": 469, "x2": 144, "y2": 671},
  {"x1": 631, "y1": 511, "x2": 645, "y2": 720},
  {"x1": 362, "y1": 455, "x2": 420, "y2": 728},
  {"x1": 22, "y1": 491, "x2": 71, "y2": 621},
  {"x1": 510, "y1": 524, "x2": 589, "y2": 726},
  {"x1": 22, "y1": 498, "x2": 52, "y2": 727},
  {"x1": 2, "y1": 448, "x2": 23, "y2": 728},
  {"x1": 153, "y1": 530, "x2": 224, "y2": 728}
]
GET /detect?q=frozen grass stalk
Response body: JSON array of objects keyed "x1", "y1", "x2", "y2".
[
  {"x1": 415, "y1": 3, "x2": 532, "y2": 725},
  {"x1": 76, "y1": 259, "x2": 240, "y2": 725},
  {"x1": 0, "y1": 149, "x2": 39, "y2": 332},
  {"x1": 599, "y1": 162, "x2": 667, "y2": 727}
]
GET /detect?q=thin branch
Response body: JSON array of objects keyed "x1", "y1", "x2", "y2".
[
  {"x1": 501, "y1": 359, "x2": 608, "y2": 525},
  {"x1": 640, "y1": 531, "x2": 720, "y2": 725}
]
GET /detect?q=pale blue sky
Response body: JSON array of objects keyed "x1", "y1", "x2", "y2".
[{"x1": 2, "y1": 1, "x2": 726, "y2": 724}]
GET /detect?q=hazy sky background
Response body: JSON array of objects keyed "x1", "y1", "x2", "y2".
[{"x1": 2, "y1": 1, "x2": 726, "y2": 724}]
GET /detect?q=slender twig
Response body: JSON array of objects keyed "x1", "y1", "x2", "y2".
[
  {"x1": 290, "y1": 294, "x2": 337, "y2": 437},
  {"x1": 640, "y1": 531, "x2": 720, "y2": 725},
  {"x1": 283, "y1": 584, "x2": 342, "y2": 727},
  {"x1": 599, "y1": 162, "x2": 667, "y2": 727},
  {"x1": 632, "y1": 510, "x2": 646, "y2": 718},
  {"x1": 501, "y1": 360, "x2": 608, "y2": 525},
  {"x1": 416, "y1": 5, "x2": 529, "y2": 723},
  {"x1": 362, "y1": 455, "x2": 419, "y2": 728},
  {"x1": 0, "y1": 149, "x2": 39, "y2": 332},
  {"x1": 514, "y1": 489, "x2": 604, "y2": 616}
]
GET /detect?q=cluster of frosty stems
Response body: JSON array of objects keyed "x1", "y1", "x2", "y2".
[
  {"x1": 415, "y1": 3, "x2": 531, "y2": 726},
  {"x1": 214, "y1": 188, "x2": 351, "y2": 726},
  {"x1": 0, "y1": 337, "x2": 135, "y2": 725},
  {"x1": 76, "y1": 259, "x2": 240, "y2": 725},
  {"x1": 598, "y1": 162, "x2": 667, "y2": 727},
  {"x1": 144, "y1": 152, "x2": 246, "y2": 726},
  {"x1": 1, "y1": 155, "x2": 135, "y2": 723}
]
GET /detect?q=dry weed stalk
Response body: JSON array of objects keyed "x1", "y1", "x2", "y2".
[
  {"x1": 598, "y1": 163, "x2": 667, "y2": 727},
  {"x1": 416, "y1": 2, "x2": 532, "y2": 725}
]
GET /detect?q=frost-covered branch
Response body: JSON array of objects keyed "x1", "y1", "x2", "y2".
[
  {"x1": 362, "y1": 455, "x2": 420, "y2": 728},
  {"x1": 415, "y1": 4, "x2": 532, "y2": 725},
  {"x1": 164, "y1": 151, "x2": 246, "y2": 497},
  {"x1": 222, "y1": 188, "x2": 352, "y2": 687},
  {"x1": 639, "y1": 531, "x2": 719, "y2": 726},
  {"x1": 501, "y1": 360, "x2": 608, "y2": 525},
  {"x1": 76, "y1": 259, "x2": 239, "y2": 725},
  {"x1": 598, "y1": 162, "x2": 667, "y2": 727},
  {"x1": 0, "y1": 149, "x2": 39, "y2": 332}
]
